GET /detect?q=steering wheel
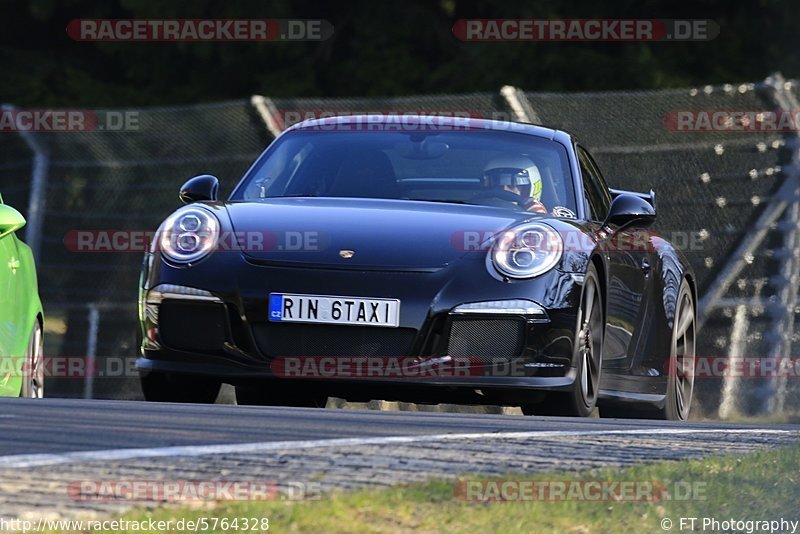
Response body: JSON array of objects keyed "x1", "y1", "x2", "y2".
[{"x1": 470, "y1": 188, "x2": 536, "y2": 210}]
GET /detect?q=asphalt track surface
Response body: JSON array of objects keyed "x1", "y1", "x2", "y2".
[
  {"x1": 1, "y1": 397, "x2": 799, "y2": 519},
  {"x1": 1, "y1": 397, "x2": 799, "y2": 457}
]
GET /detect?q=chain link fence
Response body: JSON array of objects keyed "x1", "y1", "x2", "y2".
[
  {"x1": 2, "y1": 75, "x2": 798, "y2": 417},
  {"x1": 519, "y1": 77, "x2": 800, "y2": 417}
]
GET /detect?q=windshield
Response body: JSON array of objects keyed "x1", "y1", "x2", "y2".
[{"x1": 232, "y1": 129, "x2": 578, "y2": 215}]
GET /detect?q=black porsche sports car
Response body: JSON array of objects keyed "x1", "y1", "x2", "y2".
[{"x1": 137, "y1": 115, "x2": 697, "y2": 420}]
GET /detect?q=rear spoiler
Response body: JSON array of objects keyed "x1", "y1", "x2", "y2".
[{"x1": 609, "y1": 188, "x2": 656, "y2": 211}]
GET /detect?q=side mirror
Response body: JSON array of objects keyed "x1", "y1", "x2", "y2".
[
  {"x1": 604, "y1": 193, "x2": 656, "y2": 228},
  {"x1": 0, "y1": 204, "x2": 26, "y2": 239},
  {"x1": 179, "y1": 175, "x2": 219, "y2": 204}
]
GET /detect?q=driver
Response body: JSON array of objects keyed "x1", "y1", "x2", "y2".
[{"x1": 478, "y1": 155, "x2": 548, "y2": 213}]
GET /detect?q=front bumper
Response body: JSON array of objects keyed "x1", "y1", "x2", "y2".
[{"x1": 137, "y1": 251, "x2": 585, "y2": 402}]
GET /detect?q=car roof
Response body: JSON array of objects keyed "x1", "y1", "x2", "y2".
[{"x1": 287, "y1": 114, "x2": 572, "y2": 142}]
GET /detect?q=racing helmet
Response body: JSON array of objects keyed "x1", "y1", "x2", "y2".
[{"x1": 482, "y1": 155, "x2": 543, "y2": 202}]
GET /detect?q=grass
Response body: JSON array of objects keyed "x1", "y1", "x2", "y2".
[{"x1": 54, "y1": 443, "x2": 800, "y2": 533}]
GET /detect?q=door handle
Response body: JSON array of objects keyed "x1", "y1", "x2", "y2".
[
  {"x1": 8, "y1": 258, "x2": 19, "y2": 272},
  {"x1": 640, "y1": 257, "x2": 651, "y2": 275}
]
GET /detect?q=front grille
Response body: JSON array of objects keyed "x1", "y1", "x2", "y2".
[
  {"x1": 159, "y1": 300, "x2": 227, "y2": 352},
  {"x1": 253, "y1": 323, "x2": 417, "y2": 358},
  {"x1": 446, "y1": 318, "x2": 526, "y2": 363}
]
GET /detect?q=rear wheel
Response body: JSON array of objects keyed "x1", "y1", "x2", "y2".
[
  {"x1": 522, "y1": 263, "x2": 603, "y2": 417},
  {"x1": 601, "y1": 279, "x2": 695, "y2": 420},
  {"x1": 235, "y1": 383, "x2": 327, "y2": 407},
  {"x1": 139, "y1": 372, "x2": 221, "y2": 403},
  {"x1": 20, "y1": 321, "x2": 44, "y2": 398}
]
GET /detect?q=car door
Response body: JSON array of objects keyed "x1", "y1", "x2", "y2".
[
  {"x1": 0, "y1": 195, "x2": 26, "y2": 395},
  {"x1": 0, "y1": 229, "x2": 20, "y2": 397},
  {"x1": 577, "y1": 146, "x2": 650, "y2": 370}
]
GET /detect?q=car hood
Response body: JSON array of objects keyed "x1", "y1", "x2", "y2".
[{"x1": 224, "y1": 197, "x2": 529, "y2": 270}]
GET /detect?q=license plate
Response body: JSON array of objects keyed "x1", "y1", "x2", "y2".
[{"x1": 269, "y1": 293, "x2": 400, "y2": 327}]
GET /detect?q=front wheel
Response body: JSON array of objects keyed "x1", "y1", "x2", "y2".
[
  {"x1": 522, "y1": 263, "x2": 603, "y2": 417},
  {"x1": 139, "y1": 372, "x2": 221, "y2": 403}
]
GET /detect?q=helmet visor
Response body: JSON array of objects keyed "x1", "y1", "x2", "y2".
[{"x1": 484, "y1": 167, "x2": 531, "y2": 187}]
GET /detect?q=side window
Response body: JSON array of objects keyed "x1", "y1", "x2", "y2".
[
  {"x1": 577, "y1": 147, "x2": 611, "y2": 221},
  {"x1": 585, "y1": 150, "x2": 613, "y2": 214}
]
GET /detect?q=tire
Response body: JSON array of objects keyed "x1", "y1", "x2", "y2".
[
  {"x1": 601, "y1": 278, "x2": 696, "y2": 420},
  {"x1": 522, "y1": 263, "x2": 603, "y2": 417},
  {"x1": 20, "y1": 321, "x2": 44, "y2": 398},
  {"x1": 139, "y1": 372, "x2": 221, "y2": 403},
  {"x1": 235, "y1": 383, "x2": 327, "y2": 407}
]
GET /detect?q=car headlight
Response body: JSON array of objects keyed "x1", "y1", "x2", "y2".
[
  {"x1": 158, "y1": 206, "x2": 219, "y2": 264},
  {"x1": 490, "y1": 222, "x2": 563, "y2": 279}
]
